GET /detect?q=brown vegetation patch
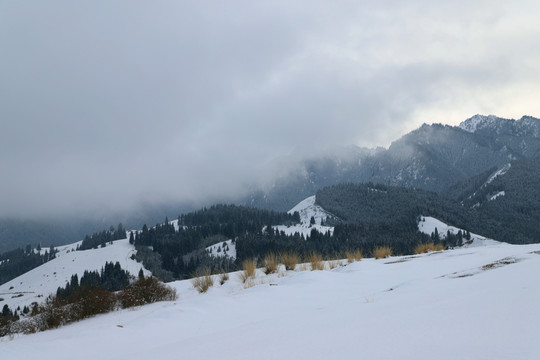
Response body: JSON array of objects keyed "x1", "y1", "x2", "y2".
[
  {"x1": 481, "y1": 257, "x2": 519, "y2": 271},
  {"x1": 374, "y1": 246, "x2": 392, "y2": 259}
]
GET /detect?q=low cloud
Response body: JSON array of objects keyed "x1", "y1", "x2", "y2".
[{"x1": 1, "y1": 0, "x2": 540, "y2": 217}]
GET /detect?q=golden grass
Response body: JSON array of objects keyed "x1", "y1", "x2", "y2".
[
  {"x1": 414, "y1": 243, "x2": 445, "y2": 254},
  {"x1": 328, "y1": 260, "x2": 341, "y2": 269},
  {"x1": 374, "y1": 246, "x2": 392, "y2": 259},
  {"x1": 192, "y1": 268, "x2": 214, "y2": 293},
  {"x1": 280, "y1": 251, "x2": 300, "y2": 271},
  {"x1": 239, "y1": 259, "x2": 257, "y2": 283},
  {"x1": 346, "y1": 249, "x2": 363, "y2": 263},
  {"x1": 308, "y1": 252, "x2": 324, "y2": 271},
  {"x1": 263, "y1": 253, "x2": 279, "y2": 274}
]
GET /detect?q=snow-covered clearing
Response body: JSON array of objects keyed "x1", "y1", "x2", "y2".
[
  {"x1": 485, "y1": 163, "x2": 511, "y2": 185},
  {"x1": 273, "y1": 195, "x2": 334, "y2": 237},
  {"x1": 489, "y1": 191, "x2": 506, "y2": 201},
  {"x1": 418, "y1": 216, "x2": 499, "y2": 247},
  {"x1": 2, "y1": 242, "x2": 540, "y2": 360},
  {"x1": 206, "y1": 239, "x2": 236, "y2": 260},
  {"x1": 0, "y1": 239, "x2": 149, "y2": 310}
]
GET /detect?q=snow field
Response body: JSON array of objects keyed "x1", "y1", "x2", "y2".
[{"x1": 2, "y1": 242, "x2": 540, "y2": 360}]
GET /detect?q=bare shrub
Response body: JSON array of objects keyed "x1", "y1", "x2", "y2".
[
  {"x1": 263, "y1": 253, "x2": 278, "y2": 274},
  {"x1": 119, "y1": 277, "x2": 177, "y2": 308},
  {"x1": 308, "y1": 252, "x2": 324, "y2": 271},
  {"x1": 280, "y1": 251, "x2": 300, "y2": 271},
  {"x1": 192, "y1": 268, "x2": 214, "y2": 293},
  {"x1": 374, "y1": 246, "x2": 392, "y2": 259},
  {"x1": 68, "y1": 286, "x2": 116, "y2": 318}
]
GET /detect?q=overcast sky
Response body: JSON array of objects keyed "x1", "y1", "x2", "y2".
[{"x1": 1, "y1": 0, "x2": 540, "y2": 218}]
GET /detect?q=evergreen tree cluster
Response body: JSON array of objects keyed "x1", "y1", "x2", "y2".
[
  {"x1": 55, "y1": 261, "x2": 130, "y2": 300},
  {"x1": 132, "y1": 206, "x2": 299, "y2": 279},
  {"x1": 79, "y1": 223, "x2": 126, "y2": 250}
]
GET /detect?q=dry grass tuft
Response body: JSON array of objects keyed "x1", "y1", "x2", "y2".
[
  {"x1": 192, "y1": 268, "x2": 214, "y2": 293},
  {"x1": 346, "y1": 249, "x2": 363, "y2": 263},
  {"x1": 415, "y1": 243, "x2": 445, "y2": 254},
  {"x1": 308, "y1": 252, "x2": 324, "y2": 270},
  {"x1": 239, "y1": 259, "x2": 257, "y2": 283},
  {"x1": 218, "y1": 271, "x2": 229, "y2": 285},
  {"x1": 280, "y1": 251, "x2": 300, "y2": 271},
  {"x1": 263, "y1": 253, "x2": 279, "y2": 274},
  {"x1": 374, "y1": 246, "x2": 392, "y2": 259},
  {"x1": 328, "y1": 260, "x2": 341, "y2": 269}
]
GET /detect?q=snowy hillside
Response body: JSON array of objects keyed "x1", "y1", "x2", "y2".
[
  {"x1": 206, "y1": 239, "x2": 236, "y2": 260},
  {"x1": 418, "y1": 216, "x2": 499, "y2": 247},
  {"x1": 3, "y1": 242, "x2": 540, "y2": 359},
  {"x1": 0, "y1": 239, "x2": 149, "y2": 311},
  {"x1": 273, "y1": 195, "x2": 334, "y2": 237}
]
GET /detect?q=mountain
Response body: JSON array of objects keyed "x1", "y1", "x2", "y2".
[
  {"x1": 2, "y1": 114, "x2": 539, "y2": 253},
  {"x1": 249, "y1": 115, "x2": 540, "y2": 211},
  {"x1": 444, "y1": 156, "x2": 540, "y2": 244}
]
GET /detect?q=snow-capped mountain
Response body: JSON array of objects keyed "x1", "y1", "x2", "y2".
[
  {"x1": 248, "y1": 115, "x2": 540, "y2": 211},
  {"x1": 459, "y1": 114, "x2": 540, "y2": 137}
]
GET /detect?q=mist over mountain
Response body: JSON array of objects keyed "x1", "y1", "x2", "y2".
[
  {"x1": 2, "y1": 114, "x2": 540, "y2": 252},
  {"x1": 248, "y1": 114, "x2": 540, "y2": 211}
]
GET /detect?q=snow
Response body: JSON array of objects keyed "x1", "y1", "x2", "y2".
[
  {"x1": 485, "y1": 163, "x2": 511, "y2": 185},
  {"x1": 458, "y1": 114, "x2": 502, "y2": 133},
  {"x1": 273, "y1": 195, "x2": 334, "y2": 237},
  {"x1": 169, "y1": 219, "x2": 180, "y2": 231},
  {"x1": 0, "y1": 239, "x2": 149, "y2": 311},
  {"x1": 489, "y1": 191, "x2": 505, "y2": 201},
  {"x1": 206, "y1": 239, "x2": 236, "y2": 260},
  {"x1": 3, "y1": 242, "x2": 540, "y2": 360},
  {"x1": 418, "y1": 216, "x2": 500, "y2": 247}
]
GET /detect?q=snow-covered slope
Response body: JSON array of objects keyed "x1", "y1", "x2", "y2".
[
  {"x1": 206, "y1": 239, "x2": 236, "y2": 260},
  {"x1": 273, "y1": 195, "x2": 334, "y2": 237},
  {"x1": 418, "y1": 216, "x2": 499, "y2": 247},
  {"x1": 3, "y1": 242, "x2": 540, "y2": 360},
  {"x1": 0, "y1": 239, "x2": 149, "y2": 311}
]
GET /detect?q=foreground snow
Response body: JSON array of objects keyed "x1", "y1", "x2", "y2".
[{"x1": 3, "y1": 242, "x2": 540, "y2": 360}]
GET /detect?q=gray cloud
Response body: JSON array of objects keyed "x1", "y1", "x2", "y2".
[{"x1": 1, "y1": 0, "x2": 540, "y2": 217}]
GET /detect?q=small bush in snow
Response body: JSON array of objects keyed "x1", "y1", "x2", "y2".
[
  {"x1": 374, "y1": 246, "x2": 392, "y2": 259},
  {"x1": 346, "y1": 249, "x2": 363, "y2": 263},
  {"x1": 120, "y1": 277, "x2": 177, "y2": 307},
  {"x1": 239, "y1": 259, "x2": 256, "y2": 283},
  {"x1": 263, "y1": 253, "x2": 278, "y2": 275},
  {"x1": 280, "y1": 252, "x2": 300, "y2": 271},
  {"x1": 328, "y1": 260, "x2": 341, "y2": 269},
  {"x1": 415, "y1": 243, "x2": 444, "y2": 254},
  {"x1": 308, "y1": 252, "x2": 324, "y2": 271},
  {"x1": 218, "y1": 272, "x2": 229, "y2": 285},
  {"x1": 191, "y1": 268, "x2": 214, "y2": 293}
]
